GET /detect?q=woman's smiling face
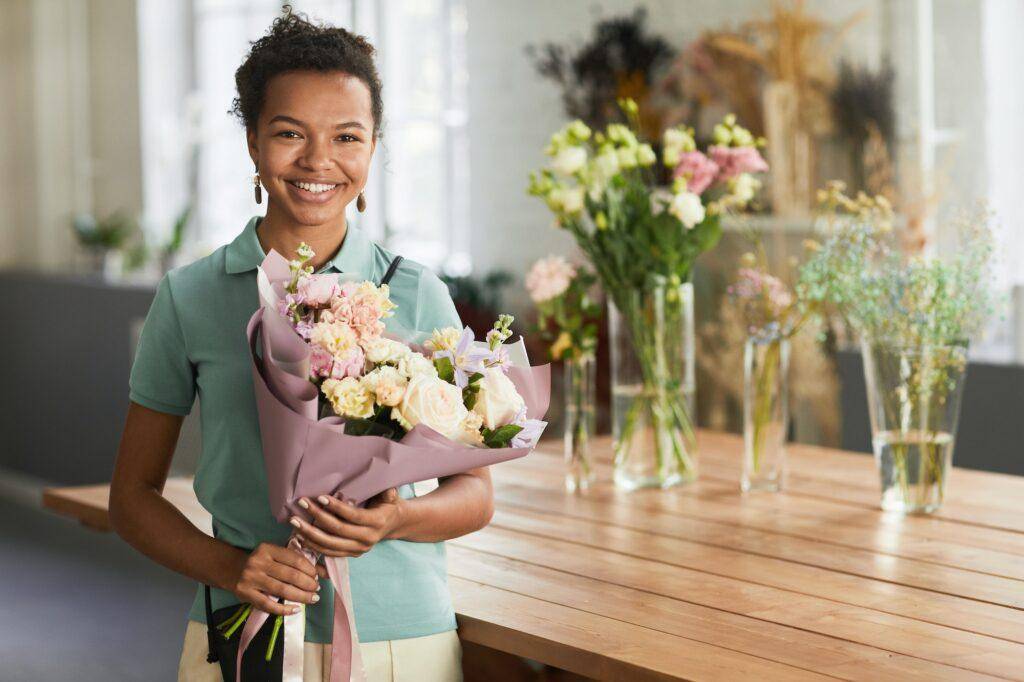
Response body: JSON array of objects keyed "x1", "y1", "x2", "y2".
[{"x1": 248, "y1": 70, "x2": 376, "y2": 227}]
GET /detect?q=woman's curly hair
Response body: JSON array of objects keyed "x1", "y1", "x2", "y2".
[{"x1": 231, "y1": 5, "x2": 383, "y2": 137}]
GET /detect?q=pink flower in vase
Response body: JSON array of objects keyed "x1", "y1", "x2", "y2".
[
  {"x1": 672, "y1": 150, "x2": 719, "y2": 195},
  {"x1": 709, "y1": 145, "x2": 769, "y2": 180}
]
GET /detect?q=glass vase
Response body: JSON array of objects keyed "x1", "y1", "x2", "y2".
[
  {"x1": 563, "y1": 353, "x2": 596, "y2": 492},
  {"x1": 861, "y1": 338, "x2": 969, "y2": 514},
  {"x1": 742, "y1": 336, "x2": 790, "y2": 492},
  {"x1": 608, "y1": 280, "x2": 696, "y2": 490}
]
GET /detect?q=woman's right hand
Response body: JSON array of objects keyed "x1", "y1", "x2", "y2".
[{"x1": 228, "y1": 542, "x2": 322, "y2": 615}]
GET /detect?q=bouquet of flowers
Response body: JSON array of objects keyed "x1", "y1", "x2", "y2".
[
  {"x1": 240, "y1": 245, "x2": 550, "y2": 681},
  {"x1": 527, "y1": 98, "x2": 768, "y2": 488}
]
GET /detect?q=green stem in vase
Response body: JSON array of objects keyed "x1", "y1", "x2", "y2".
[
  {"x1": 619, "y1": 294, "x2": 696, "y2": 480},
  {"x1": 751, "y1": 341, "x2": 781, "y2": 475}
]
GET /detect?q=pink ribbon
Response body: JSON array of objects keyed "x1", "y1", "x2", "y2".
[{"x1": 235, "y1": 537, "x2": 365, "y2": 681}]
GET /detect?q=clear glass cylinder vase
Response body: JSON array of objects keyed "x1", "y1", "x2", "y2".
[
  {"x1": 861, "y1": 338, "x2": 968, "y2": 514},
  {"x1": 742, "y1": 336, "x2": 790, "y2": 492},
  {"x1": 608, "y1": 280, "x2": 697, "y2": 490},
  {"x1": 563, "y1": 354, "x2": 596, "y2": 492}
]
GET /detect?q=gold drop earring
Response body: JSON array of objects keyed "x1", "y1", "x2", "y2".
[
  {"x1": 356, "y1": 191, "x2": 366, "y2": 212},
  {"x1": 253, "y1": 164, "x2": 262, "y2": 204}
]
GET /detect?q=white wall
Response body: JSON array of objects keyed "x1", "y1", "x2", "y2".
[
  {"x1": 463, "y1": 0, "x2": 886, "y2": 314},
  {"x1": 0, "y1": 0, "x2": 140, "y2": 270},
  {"x1": 0, "y1": 0, "x2": 36, "y2": 265}
]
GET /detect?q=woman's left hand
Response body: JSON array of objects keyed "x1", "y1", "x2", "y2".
[{"x1": 290, "y1": 489, "x2": 404, "y2": 558}]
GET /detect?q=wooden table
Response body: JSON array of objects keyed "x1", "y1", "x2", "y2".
[{"x1": 44, "y1": 431, "x2": 1024, "y2": 681}]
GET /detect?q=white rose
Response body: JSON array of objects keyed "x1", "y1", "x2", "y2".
[
  {"x1": 361, "y1": 336, "x2": 411, "y2": 365},
  {"x1": 360, "y1": 366, "x2": 408, "y2": 407},
  {"x1": 322, "y1": 377, "x2": 375, "y2": 419},
  {"x1": 472, "y1": 367, "x2": 526, "y2": 430},
  {"x1": 394, "y1": 374, "x2": 471, "y2": 440},
  {"x1": 551, "y1": 146, "x2": 587, "y2": 176},
  {"x1": 669, "y1": 191, "x2": 706, "y2": 229}
]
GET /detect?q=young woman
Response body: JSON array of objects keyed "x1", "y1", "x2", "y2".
[{"x1": 109, "y1": 9, "x2": 490, "y2": 681}]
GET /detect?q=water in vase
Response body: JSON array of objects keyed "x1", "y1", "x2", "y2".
[{"x1": 873, "y1": 429, "x2": 954, "y2": 514}]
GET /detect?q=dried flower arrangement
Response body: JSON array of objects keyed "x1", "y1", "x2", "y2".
[{"x1": 525, "y1": 8, "x2": 675, "y2": 140}]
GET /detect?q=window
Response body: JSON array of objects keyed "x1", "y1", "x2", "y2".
[{"x1": 138, "y1": 0, "x2": 470, "y2": 275}]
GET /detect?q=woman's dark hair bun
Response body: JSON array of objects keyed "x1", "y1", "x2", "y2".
[{"x1": 231, "y1": 4, "x2": 384, "y2": 136}]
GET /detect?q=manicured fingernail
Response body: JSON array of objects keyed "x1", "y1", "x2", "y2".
[
  {"x1": 290, "y1": 606, "x2": 300, "y2": 614},
  {"x1": 315, "y1": 583, "x2": 321, "y2": 591},
  {"x1": 318, "y1": 495, "x2": 330, "y2": 505},
  {"x1": 290, "y1": 517, "x2": 301, "y2": 528},
  {"x1": 311, "y1": 594, "x2": 320, "y2": 603},
  {"x1": 297, "y1": 499, "x2": 309, "y2": 509}
]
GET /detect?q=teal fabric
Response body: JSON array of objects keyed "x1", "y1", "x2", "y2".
[{"x1": 128, "y1": 215, "x2": 461, "y2": 643}]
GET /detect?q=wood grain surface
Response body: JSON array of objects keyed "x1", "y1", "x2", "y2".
[{"x1": 43, "y1": 430, "x2": 1024, "y2": 680}]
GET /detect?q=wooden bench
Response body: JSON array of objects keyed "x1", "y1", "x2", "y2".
[{"x1": 44, "y1": 431, "x2": 1024, "y2": 680}]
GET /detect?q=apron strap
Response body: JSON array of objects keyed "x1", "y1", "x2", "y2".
[
  {"x1": 379, "y1": 255, "x2": 403, "y2": 286},
  {"x1": 204, "y1": 541, "x2": 253, "y2": 664},
  {"x1": 204, "y1": 584, "x2": 219, "y2": 663}
]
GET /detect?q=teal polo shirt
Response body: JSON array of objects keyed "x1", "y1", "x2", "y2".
[{"x1": 128, "y1": 215, "x2": 461, "y2": 643}]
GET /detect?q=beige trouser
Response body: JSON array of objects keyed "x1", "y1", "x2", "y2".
[{"x1": 177, "y1": 619, "x2": 463, "y2": 681}]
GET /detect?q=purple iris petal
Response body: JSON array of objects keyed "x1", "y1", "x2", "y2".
[{"x1": 510, "y1": 405, "x2": 546, "y2": 448}]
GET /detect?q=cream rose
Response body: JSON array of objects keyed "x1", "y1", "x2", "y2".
[
  {"x1": 472, "y1": 367, "x2": 526, "y2": 430},
  {"x1": 321, "y1": 377, "x2": 375, "y2": 419},
  {"x1": 392, "y1": 374, "x2": 470, "y2": 440}
]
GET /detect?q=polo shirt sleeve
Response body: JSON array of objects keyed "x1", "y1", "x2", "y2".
[
  {"x1": 128, "y1": 273, "x2": 197, "y2": 416},
  {"x1": 414, "y1": 269, "x2": 462, "y2": 332}
]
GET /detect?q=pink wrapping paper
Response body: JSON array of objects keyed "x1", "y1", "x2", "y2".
[{"x1": 237, "y1": 254, "x2": 550, "y2": 681}]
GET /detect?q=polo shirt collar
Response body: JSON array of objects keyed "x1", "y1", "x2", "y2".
[{"x1": 225, "y1": 215, "x2": 374, "y2": 277}]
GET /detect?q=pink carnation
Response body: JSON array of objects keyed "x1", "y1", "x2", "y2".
[
  {"x1": 672, "y1": 150, "x2": 719, "y2": 195},
  {"x1": 329, "y1": 346, "x2": 366, "y2": 379},
  {"x1": 309, "y1": 345, "x2": 334, "y2": 379},
  {"x1": 297, "y1": 274, "x2": 340, "y2": 307},
  {"x1": 709, "y1": 145, "x2": 769, "y2": 180},
  {"x1": 329, "y1": 281, "x2": 391, "y2": 342}
]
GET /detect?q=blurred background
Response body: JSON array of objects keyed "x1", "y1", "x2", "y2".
[{"x1": 1, "y1": 0, "x2": 1023, "y2": 678}]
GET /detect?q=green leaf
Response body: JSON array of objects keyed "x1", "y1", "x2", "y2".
[
  {"x1": 482, "y1": 424, "x2": 524, "y2": 448},
  {"x1": 463, "y1": 385, "x2": 481, "y2": 410},
  {"x1": 434, "y1": 356, "x2": 455, "y2": 383}
]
